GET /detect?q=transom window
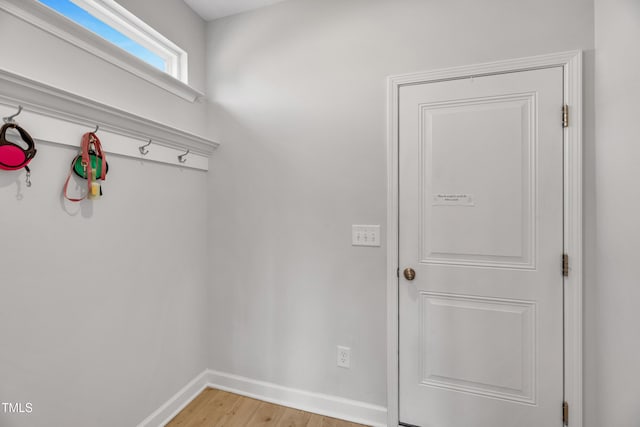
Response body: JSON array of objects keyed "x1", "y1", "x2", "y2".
[{"x1": 37, "y1": 0, "x2": 188, "y2": 83}]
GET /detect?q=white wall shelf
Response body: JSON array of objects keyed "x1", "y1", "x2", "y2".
[{"x1": 0, "y1": 68, "x2": 218, "y2": 171}]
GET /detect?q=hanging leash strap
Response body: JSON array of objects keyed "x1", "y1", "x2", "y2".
[{"x1": 63, "y1": 132, "x2": 107, "y2": 202}]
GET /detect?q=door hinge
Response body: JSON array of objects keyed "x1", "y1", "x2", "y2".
[
  {"x1": 562, "y1": 104, "x2": 569, "y2": 128},
  {"x1": 397, "y1": 267, "x2": 400, "y2": 278},
  {"x1": 562, "y1": 254, "x2": 569, "y2": 277},
  {"x1": 563, "y1": 401, "x2": 569, "y2": 425}
]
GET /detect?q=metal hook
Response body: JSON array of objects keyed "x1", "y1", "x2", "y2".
[
  {"x1": 3, "y1": 105, "x2": 23, "y2": 124},
  {"x1": 92, "y1": 124, "x2": 99, "y2": 133},
  {"x1": 139, "y1": 139, "x2": 152, "y2": 155},
  {"x1": 178, "y1": 149, "x2": 189, "y2": 163}
]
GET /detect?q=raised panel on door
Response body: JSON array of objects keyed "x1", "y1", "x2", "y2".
[
  {"x1": 420, "y1": 94, "x2": 536, "y2": 269},
  {"x1": 419, "y1": 293, "x2": 536, "y2": 404},
  {"x1": 399, "y1": 67, "x2": 564, "y2": 427}
]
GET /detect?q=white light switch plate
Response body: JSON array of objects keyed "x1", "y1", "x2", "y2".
[{"x1": 352, "y1": 225, "x2": 381, "y2": 247}]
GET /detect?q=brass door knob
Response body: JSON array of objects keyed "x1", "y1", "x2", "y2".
[{"x1": 403, "y1": 267, "x2": 416, "y2": 281}]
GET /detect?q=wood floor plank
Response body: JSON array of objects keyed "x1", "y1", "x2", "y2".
[
  {"x1": 307, "y1": 414, "x2": 358, "y2": 427},
  {"x1": 276, "y1": 407, "x2": 312, "y2": 427},
  {"x1": 245, "y1": 401, "x2": 286, "y2": 426},
  {"x1": 186, "y1": 389, "x2": 242, "y2": 427},
  {"x1": 167, "y1": 388, "x2": 220, "y2": 426},
  {"x1": 167, "y1": 389, "x2": 367, "y2": 427},
  {"x1": 214, "y1": 393, "x2": 262, "y2": 427},
  {"x1": 306, "y1": 414, "x2": 323, "y2": 427}
]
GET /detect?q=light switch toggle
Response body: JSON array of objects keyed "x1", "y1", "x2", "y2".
[{"x1": 352, "y1": 225, "x2": 381, "y2": 247}]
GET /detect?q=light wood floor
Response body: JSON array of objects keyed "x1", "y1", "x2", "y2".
[{"x1": 166, "y1": 388, "x2": 368, "y2": 427}]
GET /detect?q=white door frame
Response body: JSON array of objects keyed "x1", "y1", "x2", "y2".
[{"x1": 386, "y1": 50, "x2": 583, "y2": 427}]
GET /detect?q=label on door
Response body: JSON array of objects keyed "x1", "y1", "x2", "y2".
[{"x1": 432, "y1": 194, "x2": 475, "y2": 206}]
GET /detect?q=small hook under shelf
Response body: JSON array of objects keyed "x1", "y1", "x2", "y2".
[
  {"x1": 139, "y1": 139, "x2": 152, "y2": 155},
  {"x1": 178, "y1": 149, "x2": 189, "y2": 163},
  {"x1": 3, "y1": 105, "x2": 23, "y2": 124}
]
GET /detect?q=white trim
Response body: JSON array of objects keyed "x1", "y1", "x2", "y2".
[
  {"x1": 562, "y1": 51, "x2": 584, "y2": 427},
  {"x1": 137, "y1": 369, "x2": 388, "y2": 427},
  {"x1": 0, "y1": 0, "x2": 203, "y2": 102},
  {"x1": 136, "y1": 370, "x2": 211, "y2": 427},
  {"x1": 386, "y1": 50, "x2": 583, "y2": 427},
  {"x1": 207, "y1": 370, "x2": 387, "y2": 427},
  {"x1": 0, "y1": 68, "x2": 217, "y2": 171},
  {"x1": 386, "y1": 65, "x2": 401, "y2": 427}
]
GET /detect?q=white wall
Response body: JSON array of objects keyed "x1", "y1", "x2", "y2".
[
  {"x1": 205, "y1": 0, "x2": 594, "y2": 410},
  {"x1": 0, "y1": 1, "x2": 210, "y2": 426},
  {"x1": 593, "y1": 0, "x2": 640, "y2": 425},
  {"x1": 0, "y1": 146, "x2": 208, "y2": 427}
]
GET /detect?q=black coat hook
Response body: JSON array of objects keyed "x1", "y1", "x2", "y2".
[
  {"x1": 139, "y1": 139, "x2": 152, "y2": 155},
  {"x1": 178, "y1": 149, "x2": 189, "y2": 163}
]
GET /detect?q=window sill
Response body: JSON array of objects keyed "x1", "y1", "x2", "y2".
[{"x1": 0, "y1": 0, "x2": 205, "y2": 103}]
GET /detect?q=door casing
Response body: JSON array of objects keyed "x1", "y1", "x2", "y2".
[{"x1": 386, "y1": 50, "x2": 583, "y2": 427}]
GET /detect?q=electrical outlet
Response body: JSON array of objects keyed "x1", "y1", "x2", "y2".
[
  {"x1": 337, "y1": 346, "x2": 351, "y2": 368},
  {"x1": 352, "y1": 225, "x2": 381, "y2": 247}
]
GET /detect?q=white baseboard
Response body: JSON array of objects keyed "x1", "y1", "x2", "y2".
[
  {"x1": 206, "y1": 370, "x2": 387, "y2": 427},
  {"x1": 137, "y1": 369, "x2": 388, "y2": 427},
  {"x1": 136, "y1": 370, "x2": 211, "y2": 427}
]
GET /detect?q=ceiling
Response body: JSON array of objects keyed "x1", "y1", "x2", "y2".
[{"x1": 184, "y1": 0, "x2": 288, "y2": 21}]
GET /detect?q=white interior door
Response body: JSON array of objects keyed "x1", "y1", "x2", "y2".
[{"x1": 398, "y1": 67, "x2": 564, "y2": 427}]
